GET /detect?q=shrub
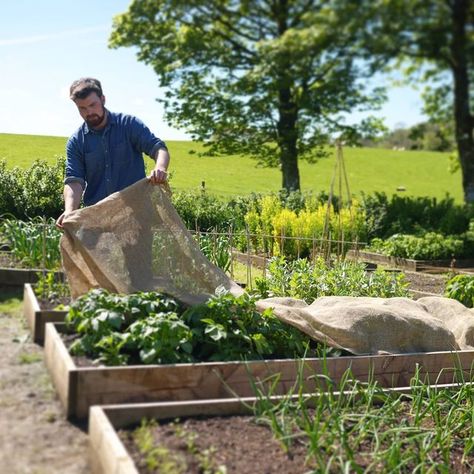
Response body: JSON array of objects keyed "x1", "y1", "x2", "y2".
[
  {"x1": 271, "y1": 201, "x2": 367, "y2": 259},
  {"x1": 171, "y1": 190, "x2": 245, "y2": 232},
  {"x1": 361, "y1": 192, "x2": 473, "y2": 239},
  {"x1": 0, "y1": 157, "x2": 65, "y2": 219},
  {"x1": 0, "y1": 160, "x2": 22, "y2": 216},
  {"x1": 243, "y1": 193, "x2": 368, "y2": 259}
]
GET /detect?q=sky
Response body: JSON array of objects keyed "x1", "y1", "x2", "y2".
[{"x1": 0, "y1": 0, "x2": 427, "y2": 140}]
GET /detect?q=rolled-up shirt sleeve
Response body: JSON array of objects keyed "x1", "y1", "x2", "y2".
[
  {"x1": 65, "y1": 136, "x2": 86, "y2": 188},
  {"x1": 128, "y1": 115, "x2": 167, "y2": 160}
]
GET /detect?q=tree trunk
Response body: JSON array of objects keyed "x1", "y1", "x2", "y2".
[
  {"x1": 277, "y1": 87, "x2": 300, "y2": 192},
  {"x1": 451, "y1": 0, "x2": 474, "y2": 203},
  {"x1": 276, "y1": 0, "x2": 300, "y2": 192}
]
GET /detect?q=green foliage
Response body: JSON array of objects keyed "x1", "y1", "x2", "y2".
[
  {"x1": 66, "y1": 288, "x2": 315, "y2": 366},
  {"x1": 0, "y1": 161, "x2": 22, "y2": 216},
  {"x1": 369, "y1": 233, "x2": 466, "y2": 260},
  {"x1": 34, "y1": 271, "x2": 70, "y2": 306},
  {"x1": 444, "y1": 275, "x2": 474, "y2": 308},
  {"x1": 366, "y1": 0, "x2": 472, "y2": 202},
  {"x1": 132, "y1": 419, "x2": 187, "y2": 473},
  {"x1": 0, "y1": 157, "x2": 65, "y2": 219},
  {"x1": 110, "y1": 1, "x2": 385, "y2": 191},
  {"x1": 197, "y1": 233, "x2": 232, "y2": 273},
  {"x1": 171, "y1": 189, "x2": 246, "y2": 232},
  {"x1": 0, "y1": 217, "x2": 62, "y2": 269},
  {"x1": 181, "y1": 290, "x2": 314, "y2": 361},
  {"x1": 244, "y1": 194, "x2": 368, "y2": 258},
  {"x1": 253, "y1": 257, "x2": 409, "y2": 302},
  {"x1": 253, "y1": 366, "x2": 474, "y2": 472},
  {"x1": 67, "y1": 289, "x2": 185, "y2": 365},
  {"x1": 368, "y1": 121, "x2": 455, "y2": 152}
]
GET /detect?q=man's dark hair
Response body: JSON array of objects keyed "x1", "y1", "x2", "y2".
[{"x1": 69, "y1": 77, "x2": 103, "y2": 101}]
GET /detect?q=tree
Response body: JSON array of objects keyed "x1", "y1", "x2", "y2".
[
  {"x1": 110, "y1": 0, "x2": 384, "y2": 191},
  {"x1": 367, "y1": 0, "x2": 473, "y2": 202}
]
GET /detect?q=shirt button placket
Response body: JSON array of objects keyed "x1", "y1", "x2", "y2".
[{"x1": 104, "y1": 133, "x2": 111, "y2": 195}]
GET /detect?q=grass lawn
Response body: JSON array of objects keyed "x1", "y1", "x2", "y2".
[{"x1": 0, "y1": 132, "x2": 463, "y2": 202}]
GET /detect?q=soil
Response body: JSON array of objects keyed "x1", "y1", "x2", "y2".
[
  {"x1": 403, "y1": 270, "x2": 448, "y2": 297},
  {"x1": 119, "y1": 407, "x2": 472, "y2": 474},
  {"x1": 120, "y1": 415, "x2": 310, "y2": 474},
  {"x1": 0, "y1": 286, "x2": 89, "y2": 474},
  {"x1": 0, "y1": 272, "x2": 450, "y2": 473}
]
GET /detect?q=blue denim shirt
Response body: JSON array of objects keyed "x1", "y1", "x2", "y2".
[{"x1": 65, "y1": 111, "x2": 167, "y2": 206}]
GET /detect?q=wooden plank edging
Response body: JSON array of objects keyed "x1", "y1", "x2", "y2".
[
  {"x1": 23, "y1": 283, "x2": 68, "y2": 344},
  {"x1": 89, "y1": 406, "x2": 138, "y2": 474},
  {"x1": 89, "y1": 383, "x2": 474, "y2": 474},
  {"x1": 346, "y1": 250, "x2": 474, "y2": 272},
  {"x1": 44, "y1": 323, "x2": 78, "y2": 418},
  {"x1": 0, "y1": 266, "x2": 64, "y2": 286}
]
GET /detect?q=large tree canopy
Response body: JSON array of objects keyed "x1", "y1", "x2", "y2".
[
  {"x1": 110, "y1": 0, "x2": 384, "y2": 191},
  {"x1": 367, "y1": 0, "x2": 473, "y2": 203}
]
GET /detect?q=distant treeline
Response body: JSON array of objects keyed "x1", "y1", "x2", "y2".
[{"x1": 363, "y1": 121, "x2": 455, "y2": 152}]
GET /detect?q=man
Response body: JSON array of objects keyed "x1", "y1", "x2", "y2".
[{"x1": 56, "y1": 77, "x2": 170, "y2": 228}]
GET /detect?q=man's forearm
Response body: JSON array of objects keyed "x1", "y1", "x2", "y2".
[
  {"x1": 154, "y1": 147, "x2": 170, "y2": 171},
  {"x1": 64, "y1": 182, "x2": 83, "y2": 213}
]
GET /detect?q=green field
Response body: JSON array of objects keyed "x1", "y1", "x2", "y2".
[{"x1": 0, "y1": 132, "x2": 462, "y2": 202}]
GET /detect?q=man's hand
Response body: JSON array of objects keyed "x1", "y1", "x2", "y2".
[
  {"x1": 56, "y1": 211, "x2": 71, "y2": 229},
  {"x1": 149, "y1": 147, "x2": 170, "y2": 185},
  {"x1": 56, "y1": 182, "x2": 83, "y2": 229},
  {"x1": 148, "y1": 167, "x2": 168, "y2": 185}
]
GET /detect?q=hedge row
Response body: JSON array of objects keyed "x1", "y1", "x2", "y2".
[{"x1": 0, "y1": 158, "x2": 472, "y2": 243}]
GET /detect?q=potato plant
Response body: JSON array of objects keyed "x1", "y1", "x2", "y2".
[{"x1": 66, "y1": 288, "x2": 319, "y2": 366}]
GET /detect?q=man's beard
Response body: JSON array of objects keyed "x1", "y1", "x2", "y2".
[{"x1": 86, "y1": 107, "x2": 106, "y2": 129}]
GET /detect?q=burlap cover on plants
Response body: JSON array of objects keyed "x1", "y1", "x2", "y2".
[
  {"x1": 61, "y1": 178, "x2": 244, "y2": 306},
  {"x1": 61, "y1": 178, "x2": 474, "y2": 355}
]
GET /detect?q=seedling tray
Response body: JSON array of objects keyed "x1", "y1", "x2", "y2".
[{"x1": 44, "y1": 322, "x2": 474, "y2": 420}]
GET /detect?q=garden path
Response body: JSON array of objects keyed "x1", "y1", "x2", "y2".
[{"x1": 0, "y1": 286, "x2": 89, "y2": 474}]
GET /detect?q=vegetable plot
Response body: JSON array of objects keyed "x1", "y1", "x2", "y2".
[{"x1": 66, "y1": 289, "x2": 324, "y2": 366}]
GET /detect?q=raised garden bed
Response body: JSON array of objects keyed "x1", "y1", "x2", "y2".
[
  {"x1": 346, "y1": 249, "x2": 474, "y2": 273},
  {"x1": 23, "y1": 283, "x2": 69, "y2": 344},
  {"x1": 232, "y1": 249, "x2": 270, "y2": 270},
  {"x1": 0, "y1": 252, "x2": 64, "y2": 286},
  {"x1": 89, "y1": 381, "x2": 474, "y2": 474},
  {"x1": 0, "y1": 266, "x2": 50, "y2": 286},
  {"x1": 44, "y1": 322, "x2": 474, "y2": 420},
  {"x1": 89, "y1": 400, "x2": 254, "y2": 474}
]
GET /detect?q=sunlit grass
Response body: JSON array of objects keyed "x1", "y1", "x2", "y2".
[
  {"x1": 0, "y1": 286, "x2": 22, "y2": 314},
  {"x1": 228, "y1": 260, "x2": 265, "y2": 289},
  {"x1": 0, "y1": 133, "x2": 463, "y2": 202}
]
